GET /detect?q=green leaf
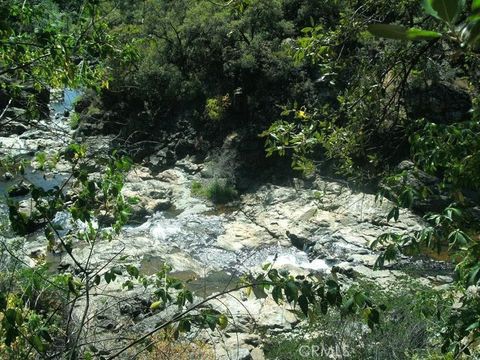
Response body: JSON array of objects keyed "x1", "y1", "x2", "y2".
[
  {"x1": 406, "y1": 28, "x2": 443, "y2": 40},
  {"x1": 320, "y1": 299, "x2": 328, "y2": 314},
  {"x1": 262, "y1": 262, "x2": 271, "y2": 271},
  {"x1": 367, "y1": 308, "x2": 380, "y2": 329},
  {"x1": 326, "y1": 280, "x2": 341, "y2": 305},
  {"x1": 298, "y1": 295, "x2": 309, "y2": 316},
  {"x1": 150, "y1": 301, "x2": 162, "y2": 311},
  {"x1": 423, "y1": 0, "x2": 440, "y2": 18},
  {"x1": 284, "y1": 281, "x2": 299, "y2": 303},
  {"x1": 126, "y1": 265, "x2": 139, "y2": 278},
  {"x1": 368, "y1": 24, "x2": 441, "y2": 41},
  {"x1": 272, "y1": 286, "x2": 283, "y2": 304},
  {"x1": 112, "y1": 267, "x2": 123, "y2": 275},
  {"x1": 39, "y1": 328, "x2": 53, "y2": 343},
  {"x1": 448, "y1": 229, "x2": 470, "y2": 248},
  {"x1": 205, "y1": 314, "x2": 218, "y2": 331},
  {"x1": 370, "y1": 308, "x2": 380, "y2": 323},
  {"x1": 431, "y1": 0, "x2": 465, "y2": 24},
  {"x1": 217, "y1": 314, "x2": 228, "y2": 330},
  {"x1": 368, "y1": 24, "x2": 410, "y2": 40},
  {"x1": 122, "y1": 280, "x2": 134, "y2": 290},
  {"x1": 464, "y1": 18, "x2": 480, "y2": 45},
  {"x1": 3, "y1": 310, "x2": 20, "y2": 346},
  {"x1": 474, "y1": 0, "x2": 480, "y2": 13},
  {"x1": 387, "y1": 207, "x2": 400, "y2": 222},
  {"x1": 268, "y1": 269, "x2": 279, "y2": 282},
  {"x1": 0, "y1": 293, "x2": 6, "y2": 311},
  {"x1": 252, "y1": 284, "x2": 268, "y2": 299},
  {"x1": 178, "y1": 319, "x2": 191, "y2": 333},
  {"x1": 341, "y1": 297, "x2": 355, "y2": 314},
  {"x1": 31, "y1": 335, "x2": 46, "y2": 353},
  {"x1": 466, "y1": 321, "x2": 480, "y2": 331},
  {"x1": 354, "y1": 292, "x2": 368, "y2": 307},
  {"x1": 68, "y1": 279, "x2": 79, "y2": 295},
  {"x1": 374, "y1": 254, "x2": 385, "y2": 269},
  {"x1": 468, "y1": 265, "x2": 480, "y2": 286},
  {"x1": 104, "y1": 271, "x2": 116, "y2": 284}
]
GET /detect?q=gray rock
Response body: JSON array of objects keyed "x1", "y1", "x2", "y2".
[
  {"x1": 250, "y1": 347, "x2": 266, "y2": 360},
  {"x1": 11, "y1": 159, "x2": 451, "y2": 355}
]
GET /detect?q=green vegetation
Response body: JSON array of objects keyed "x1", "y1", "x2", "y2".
[
  {"x1": 78, "y1": 0, "x2": 338, "y2": 144},
  {"x1": 205, "y1": 96, "x2": 230, "y2": 122},
  {"x1": 191, "y1": 179, "x2": 238, "y2": 204},
  {"x1": 0, "y1": 0, "x2": 132, "y2": 117},
  {"x1": 0, "y1": 263, "x2": 65, "y2": 359},
  {"x1": 265, "y1": 278, "x2": 453, "y2": 359},
  {"x1": 1, "y1": 0, "x2": 480, "y2": 358},
  {"x1": 69, "y1": 112, "x2": 80, "y2": 130}
]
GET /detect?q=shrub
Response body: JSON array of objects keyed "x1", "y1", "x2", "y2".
[
  {"x1": 69, "y1": 112, "x2": 80, "y2": 129},
  {"x1": 191, "y1": 181, "x2": 204, "y2": 197},
  {"x1": 205, "y1": 179, "x2": 237, "y2": 204},
  {"x1": 205, "y1": 97, "x2": 223, "y2": 121},
  {"x1": 205, "y1": 95, "x2": 231, "y2": 122},
  {"x1": 190, "y1": 179, "x2": 237, "y2": 204},
  {"x1": 264, "y1": 278, "x2": 451, "y2": 360},
  {"x1": 0, "y1": 258, "x2": 65, "y2": 360}
]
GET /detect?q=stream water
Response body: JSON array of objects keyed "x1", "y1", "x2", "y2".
[
  {"x1": 1, "y1": 89, "x2": 446, "y2": 300},
  {"x1": 122, "y1": 211, "x2": 329, "y2": 295},
  {"x1": 0, "y1": 88, "x2": 80, "y2": 195},
  {"x1": 1, "y1": 88, "x2": 328, "y2": 297}
]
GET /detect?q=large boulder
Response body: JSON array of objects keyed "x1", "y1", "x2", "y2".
[{"x1": 404, "y1": 80, "x2": 472, "y2": 123}]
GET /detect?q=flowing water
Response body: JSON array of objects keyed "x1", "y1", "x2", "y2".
[
  {"x1": 123, "y1": 211, "x2": 329, "y2": 295},
  {"x1": 0, "y1": 88, "x2": 80, "y2": 196}
]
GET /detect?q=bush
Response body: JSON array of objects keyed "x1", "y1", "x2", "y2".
[
  {"x1": 191, "y1": 180, "x2": 204, "y2": 197},
  {"x1": 264, "y1": 278, "x2": 451, "y2": 360},
  {"x1": 69, "y1": 112, "x2": 80, "y2": 129},
  {"x1": 205, "y1": 179, "x2": 237, "y2": 204},
  {"x1": 100, "y1": 0, "x2": 325, "y2": 141},
  {"x1": 190, "y1": 179, "x2": 237, "y2": 204},
  {"x1": 0, "y1": 255, "x2": 65, "y2": 360}
]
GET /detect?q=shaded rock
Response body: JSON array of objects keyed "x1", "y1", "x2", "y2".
[
  {"x1": 176, "y1": 157, "x2": 202, "y2": 174},
  {"x1": 2, "y1": 172, "x2": 13, "y2": 181},
  {"x1": 17, "y1": 199, "x2": 40, "y2": 218},
  {"x1": 147, "y1": 148, "x2": 176, "y2": 172},
  {"x1": 0, "y1": 118, "x2": 29, "y2": 136},
  {"x1": 397, "y1": 160, "x2": 439, "y2": 187},
  {"x1": 405, "y1": 80, "x2": 472, "y2": 124},
  {"x1": 392, "y1": 160, "x2": 451, "y2": 213},
  {"x1": 16, "y1": 160, "x2": 452, "y2": 355},
  {"x1": 287, "y1": 231, "x2": 314, "y2": 251},
  {"x1": 174, "y1": 138, "x2": 196, "y2": 159},
  {"x1": 122, "y1": 181, "x2": 172, "y2": 223},
  {"x1": 8, "y1": 181, "x2": 30, "y2": 197}
]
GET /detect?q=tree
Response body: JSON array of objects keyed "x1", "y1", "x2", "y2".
[
  {"x1": 0, "y1": 0, "x2": 125, "y2": 120},
  {"x1": 368, "y1": 0, "x2": 480, "y2": 355}
]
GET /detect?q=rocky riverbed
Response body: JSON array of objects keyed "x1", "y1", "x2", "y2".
[{"x1": 0, "y1": 91, "x2": 454, "y2": 359}]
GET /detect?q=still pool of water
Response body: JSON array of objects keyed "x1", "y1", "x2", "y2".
[{"x1": 0, "y1": 167, "x2": 67, "y2": 197}]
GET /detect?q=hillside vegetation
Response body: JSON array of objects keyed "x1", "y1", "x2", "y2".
[{"x1": 1, "y1": 0, "x2": 480, "y2": 359}]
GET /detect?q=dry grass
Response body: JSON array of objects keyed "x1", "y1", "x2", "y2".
[{"x1": 136, "y1": 330, "x2": 215, "y2": 360}]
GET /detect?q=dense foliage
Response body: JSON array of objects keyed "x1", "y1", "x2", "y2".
[
  {"x1": 0, "y1": 0, "x2": 126, "y2": 119},
  {"x1": 1, "y1": 0, "x2": 480, "y2": 358},
  {"x1": 79, "y1": 0, "x2": 343, "y2": 148}
]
